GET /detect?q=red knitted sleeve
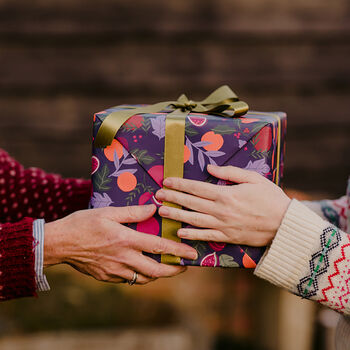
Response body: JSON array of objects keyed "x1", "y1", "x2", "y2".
[
  {"x1": 0, "y1": 149, "x2": 91, "y2": 223},
  {"x1": 0, "y1": 217, "x2": 36, "y2": 300}
]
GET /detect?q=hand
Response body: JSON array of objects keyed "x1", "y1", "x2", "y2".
[
  {"x1": 44, "y1": 205, "x2": 198, "y2": 285},
  {"x1": 155, "y1": 165, "x2": 291, "y2": 247}
]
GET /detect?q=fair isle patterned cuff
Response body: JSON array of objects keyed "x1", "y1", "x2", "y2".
[
  {"x1": 254, "y1": 199, "x2": 330, "y2": 293},
  {"x1": 33, "y1": 219, "x2": 50, "y2": 292}
]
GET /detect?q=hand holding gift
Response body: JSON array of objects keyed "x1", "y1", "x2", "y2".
[
  {"x1": 91, "y1": 86, "x2": 287, "y2": 267},
  {"x1": 44, "y1": 204, "x2": 197, "y2": 285},
  {"x1": 156, "y1": 164, "x2": 291, "y2": 247}
]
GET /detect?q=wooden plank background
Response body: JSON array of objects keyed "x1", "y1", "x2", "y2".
[{"x1": 0, "y1": 0, "x2": 349, "y2": 197}]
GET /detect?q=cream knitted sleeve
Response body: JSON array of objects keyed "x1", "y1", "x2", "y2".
[{"x1": 254, "y1": 199, "x2": 350, "y2": 315}]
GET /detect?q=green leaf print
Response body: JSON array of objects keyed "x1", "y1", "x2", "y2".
[
  {"x1": 120, "y1": 123, "x2": 139, "y2": 132},
  {"x1": 185, "y1": 123, "x2": 199, "y2": 137},
  {"x1": 190, "y1": 242, "x2": 207, "y2": 264},
  {"x1": 130, "y1": 149, "x2": 155, "y2": 165},
  {"x1": 250, "y1": 148, "x2": 271, "y2": 160},
  {"x1": 219, "y1": 254, "x2": 239, "y2": 268},
  {"x1": 249, "y1": 123, "x2": 268, "y2": 135},
  {"x1": 211, "y1": 124, "x2": 238, "y2": 135},
  {"x1": 141, "y1": 118, "x2": 151, "y2": 132},
  {"x1": 125, "y1": 182, "x2": 155, "y2": 206},
  {"x1": 94, "y1": 164, "x2": 112, "y2": 191}
]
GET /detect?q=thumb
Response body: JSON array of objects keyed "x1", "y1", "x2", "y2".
[
  {"x1": 207, "y1": 164, "x2": 262, "y2": 184},
  {"x1": 109, "y1": 204, "x2": 157, "y2": 223}
]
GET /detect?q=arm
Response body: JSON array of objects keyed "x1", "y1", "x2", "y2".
[
  {"x1": 303, "y1": 195, "x2": 348, "y2": 231},
  {"x1": 255, "y1": 199, "x2": 350, "y2": 315},
  {"x1": 154, "y1": 165, "x2": 350, "y2": 315},
  {"x1": 0, "y1": 218, "x2": 37, "y2": 301},
  {"x1": 0, "y1": 149, "x2": 198, "y2": 301},
  {"x1": 0, "y1": 149, "x2": 91, "y2": 223},
  {"x1": 0, "y1": 205, "x2": 198, "y2": 301},
  {"x1": 0, "y1": 148, "x2": 90, "y2": 297}
]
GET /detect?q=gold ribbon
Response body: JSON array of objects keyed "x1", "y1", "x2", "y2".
[
  {"x1": 161, "y1": 109, "x2": 187, "y2": 264},
  {"x1": 94, "y1": 85, "x2": 248, "y2": 148},
  {"x1": 94, "y1": 86, "x2": 249, "y2": 264}
]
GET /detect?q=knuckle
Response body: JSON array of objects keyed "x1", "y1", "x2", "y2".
[
  {"x1": 115, "y1": 230, "x2": 130, "y2": 247},
  {"x1": 149, "y1": 266, "x2": 162, "y2": 279},
  {"x1": 231, "y1": 231, "x2": 243, "y2": 244},
  {"x1": 218, "y1": 190, "x2": 231, "y2": 203},
  {"x1": 224, "y1": 189, "x2": 233, "y2": 200},
  {"x1": 95, "y1": 272, "x2": 108, "y2": 282},
  {"x1": 153, "y1": 238, "x2": 167, "y2": 254},
  {"x1": 124, "y1": 206, "x2": 135, "y2": 221},
  {"x1": 219, "y1": 208, "x2": 232, "y2": 221},
  {"x1": 190, "y1": 215, "x2": 203, "y2": 227},
  {"x1": 140, "y1": 278, "x2": 152, "y2": 285}
]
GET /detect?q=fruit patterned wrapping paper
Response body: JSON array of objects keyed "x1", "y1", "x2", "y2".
[{"x1": 90, "y1": 106, "x2": 287, "y2": 268}]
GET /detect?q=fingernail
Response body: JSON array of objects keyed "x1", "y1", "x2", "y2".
[
  {"x1": 163, "y1": 178, "x2": 172, "y2": 186},
  {"x1": 159, "y1": 206, "x2": 169, "y2": 216},
  {"x1": 178, "y1": 229, "x2": 188, "y2": 238},
  {"x1": 188, "y1": 250, "x2": 198, "y2": 260},
  {"x1": 156, "y1": 189, "x2": 165, "y2": 200},
  {"x1": 207, "y1": 164, "x2": 217, "y2": 170}
]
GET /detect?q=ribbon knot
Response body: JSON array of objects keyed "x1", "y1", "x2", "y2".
[
  {"x1": 172, "y1": 98, "x2": 198, "y2": 112},
  {"x1": 95, "y1": 85, "x2": 249, "y2": 148}
]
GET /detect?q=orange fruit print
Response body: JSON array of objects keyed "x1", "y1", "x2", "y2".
[
  {"x1": 242, "y1": 253, "x2": 257, "y2": 268},
  {"x1": 104, "y1": 139, "x2": 123, "y2": 161},
  {"x1": 201, "y1": 131, "x2": 224, "y2": 151},
  {"x1": 117, "y1": 172, "x2": 137, "y2": 192},
  {"x1": 183, "y1": 145, "x2": 191, "y2": 163}
]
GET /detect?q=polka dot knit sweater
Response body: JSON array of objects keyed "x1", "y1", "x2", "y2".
[{"x1": 0, "y1": 149, "x2": 91, "y2": 300}]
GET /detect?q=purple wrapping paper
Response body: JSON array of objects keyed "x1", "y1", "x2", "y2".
[{"x1": 90, "y1": 106, "x2": 287, "y2": 268}]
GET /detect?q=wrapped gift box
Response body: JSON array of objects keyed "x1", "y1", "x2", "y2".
[{"x1": 90, "y1": 90, "x2": 286, "y2": 268}]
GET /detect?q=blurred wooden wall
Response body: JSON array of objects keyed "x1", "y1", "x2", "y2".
[{"x1": 0, "y1": 0, "x2": 349, "y2": 197}]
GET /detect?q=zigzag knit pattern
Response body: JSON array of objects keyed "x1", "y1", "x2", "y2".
[
  {"x1": 297, "y1": 226, "x2": 341, "y2": 298},
  {"x1": 319, "y1": 235, "x2": 350, "y2": 313}
]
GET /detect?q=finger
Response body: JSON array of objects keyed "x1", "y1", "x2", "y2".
[
  {"x1": 158, "y1": 205, "x2": 220, "y2": 229},
  {"x1": 207, "y1": 164, "x2": 264, "y2": 184},
  {"x1": 178, "y1": 228, "x2": 229, "y2": 243},
  {"x1": 162, "y1": 177, "x2": 221, "y2": 200},
  {"x1": 107, "y1": 268, "x2": 156, "y2": 285},
  {"x1": 155, "y1": 188, "x2": 214, "y2": 214},
  {"x1": 129, "y1": 253, "x2": 187, "y2": 279},
  {"x1": 102, "y1": 204, "x2": 157, "y2": 223},
  {"x1": 129, "y1": 229, "x2": 198, "y2": 260},
  {"x1": 124, "y1": 270, "x2": 156, "y2": 285}
]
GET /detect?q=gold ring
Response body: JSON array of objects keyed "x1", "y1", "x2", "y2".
[{"x1": 127, "y1": 272, "x2": 138, "y2": 286}]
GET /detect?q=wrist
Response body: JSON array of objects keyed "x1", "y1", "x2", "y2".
[
  {"x1": 273, "y1": 193, "x2": 292, "y2": 237},
  {"x1": 44, "y1": 220, "x2": 67, "y2": 268}
]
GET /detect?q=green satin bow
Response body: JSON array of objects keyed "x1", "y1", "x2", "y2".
[{"x1": 94, "y1": 85, "x2": 248, "y2": 148}]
